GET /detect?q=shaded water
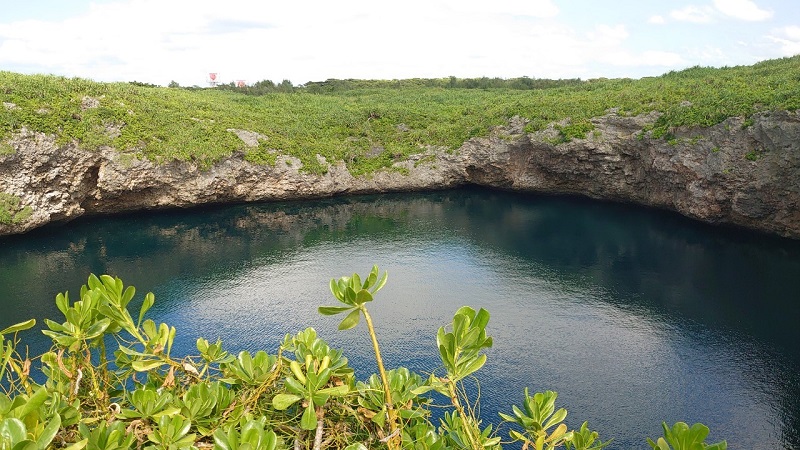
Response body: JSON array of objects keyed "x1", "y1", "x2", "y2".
[{"x1": 1, "y1": 188, "x2": 799, "y2": 448}]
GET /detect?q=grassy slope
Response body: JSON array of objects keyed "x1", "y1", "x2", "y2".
[{"x1": 1, "y1": 55, "x2": 799, "y2": 179}]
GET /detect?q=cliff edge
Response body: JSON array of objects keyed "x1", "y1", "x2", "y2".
[{"x1": 2, "y1": 110, "x2": 798, "y2": 239}]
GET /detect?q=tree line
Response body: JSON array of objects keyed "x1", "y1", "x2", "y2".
[{"x1": 164, "y1": 76, "x2": 583, "y2": 95}]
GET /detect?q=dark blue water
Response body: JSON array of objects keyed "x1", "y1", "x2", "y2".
[{"x1": 1, "y1": 188, "x2": 799, "y2": 449}]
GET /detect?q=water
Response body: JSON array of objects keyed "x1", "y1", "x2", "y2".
[{"x1": 1, "y1": 187, "x2": 799, "y2": 448}]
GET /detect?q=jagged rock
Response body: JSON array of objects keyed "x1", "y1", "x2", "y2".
[
  {"x1": 80, "y1": 96, "x2": 101, "y2": 110},
  {"x1": 226, "y1": 129, "x2": 267, "y2": 147},
  {"x1": 1, "y1": 111, "x2": 799, "y2": 239}
]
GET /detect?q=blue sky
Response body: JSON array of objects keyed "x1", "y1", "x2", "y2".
[{"x1": 0, "y1": 0, "x2": 798, "y2": 86}]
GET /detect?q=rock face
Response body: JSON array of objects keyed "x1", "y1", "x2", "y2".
[{"x1": 2, "y1": 111, "x2": 799, "y2": 239}]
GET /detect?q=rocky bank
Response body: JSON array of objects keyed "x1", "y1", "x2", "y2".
[{"x1": 1, "y1": 110, "x2": 799, "y2": 238}]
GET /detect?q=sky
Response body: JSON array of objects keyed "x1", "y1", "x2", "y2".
[{"x1": 0, "y1": 0, "x2": 798, "y2": 87}]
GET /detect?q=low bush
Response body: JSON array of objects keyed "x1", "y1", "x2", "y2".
[
  {"x1": 1, "y1": 266, "x2": 727, "y2": 449},
  {"x1": 0, "y1": 192, "x2": 32, "y2": 225},
  {"x1": 1, "y1": 56, "x2": 798, "y2": 176}
]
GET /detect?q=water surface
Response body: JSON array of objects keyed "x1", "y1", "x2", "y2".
[{"x1": 1, "y1": 188, "x2": 799, "y2": 448}]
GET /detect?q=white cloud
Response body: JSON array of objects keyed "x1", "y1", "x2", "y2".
[
  {"x1": 438, "y1": 0, "x2": 559, "y2": 17},
  {"x1": 688, "y1": 46, "x2": 729, "y2": 64},
  {"x1": 670, "y1": 5, "x2": 715, "y2": 23},
  {"x1": 712, "y1": 0, "x2": 773, "y2": 21},
  {"x1": 0, "y1": 0, "x2": 569, "y2": 85},
  {"x1": 639, "y1": 51, "x2": 687, "y2": 67},
  {"x1": 593, "y1": 48, "x2": 687, "y2": 69},
  {"x1": 576, "y1": 24, "x2": 686, "y2": 72},
  {"x1": 587, "y1": 24, "x2": 629, "y2": 43},
  {"x1": 648, "y1": 15, "x2": 666, "y2": 25},
  {"x1": 767, "y1": 26, "x2": 800, "y2": 56},
  {"x1": 0, "y1": 0, "x2": 781, "y2": 84},
  {"x1": 781, "y1": 25, "x2": 800, "y2": 41}
]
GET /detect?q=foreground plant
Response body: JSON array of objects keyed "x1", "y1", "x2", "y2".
[
  {"x1": 0, "y1": 271, "x2": 728, "y2": 449},
  {"x1": 213, "y1": 416, "x2": 278, "y2": 450},
  {"x1": 272, "y1": 331, "x2": 350, "y2": 449},
  {"x1": 318, "y1": 265, "x2": 401, "y2": 448},
  {"x1": 499, "y1": 389, "x2": 569, "y2": 449},
  {"x1": 647, "y1": 422, "x2": 727, "y2": 450},
  {"x1": 0, "y1": 319, "x2": 36, "y2": 390},
  {"x1": 435, "y1": 306, "x2": 498, "y2": 450},
  {"x1": 499, "y1": 389, "x2": 608, "y2": 450}
]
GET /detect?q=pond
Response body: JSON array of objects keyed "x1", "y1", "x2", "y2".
[{"x1": 1, "y1": 187, "x2": 799, "y2": 448}]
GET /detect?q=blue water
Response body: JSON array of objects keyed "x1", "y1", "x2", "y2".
[{"x1": 1, "y1": 188, "x2": 799, "y2": 448}]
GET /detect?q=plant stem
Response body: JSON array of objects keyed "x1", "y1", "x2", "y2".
[
  {"x1": 360, "y1": 306, "x2": 399, "y2": 449},
  {"x1": 447, "y1": 382, "x2": 480, "y2": 450},
  {"x1": 314, "y1": 405, "x2": 324, "y2": 450}
]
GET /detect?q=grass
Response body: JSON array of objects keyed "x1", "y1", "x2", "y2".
[
  {"x1": 1, "y1": 55, "x2": 799, "y2": 175},
  {"x1": 0, "y1": 192, "x2": 33, "y2": 225},
  {"x1": 0, "y1": 142, "x2": 13, "y2": 155}
]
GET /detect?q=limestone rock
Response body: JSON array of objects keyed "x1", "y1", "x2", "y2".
[{"x1": 2, "y1": 111, "x2": 799, "y2": 239}]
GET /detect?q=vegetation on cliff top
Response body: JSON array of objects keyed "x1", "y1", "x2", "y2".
[{"x1": 1, "y1": 55, "x2": 798, "y2": 176}]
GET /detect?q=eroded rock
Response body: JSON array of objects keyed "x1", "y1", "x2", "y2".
[{"x1": 2, "y1": 111, "x2": 799, "y2": 239}]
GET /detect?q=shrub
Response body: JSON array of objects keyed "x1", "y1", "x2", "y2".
[
  {"x1": 0, "y1": 192, "x2": 32, "y2": 225},
  {"x1": 0, "y1": 269, "x2": 728, "y2": 450}
]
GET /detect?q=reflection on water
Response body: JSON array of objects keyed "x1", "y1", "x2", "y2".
[{"x1": 1, "y1": 187, "x2": 799, "y2": 448}]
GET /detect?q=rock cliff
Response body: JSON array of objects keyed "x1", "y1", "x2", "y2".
[{"x1": 1, "y1": 110, "x2": 798, "y2": 238}]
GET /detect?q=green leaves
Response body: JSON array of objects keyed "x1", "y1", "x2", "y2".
[
  {"x1": 273, "y1": 331, "x2": 353, "y2": 432},
  {"x1": 501, "y1": 390, "x2": 612, "y2": 450},
  {"x1": 319, "y1": 265, "x2": 387, "y2": 329},
  {"x1": 0, "y1": 388, "x2": 61, "y2": 450},
  {"x1": 0, "y1": 418, "x2": 33, "y2": 450},
  {"x1": 647, "y1": 422, "x2": 727, "y2": 450},
  {"x1": 179, "y1": 382, "x2": 221, "y2": 427},
  {"x1": 43, "y1": 274, "x2": 174, "y2": 383},
  {"x1": 147, "y1": 415, "x2": 196, "y2": 449},
  {"x1": 138, "y1": 292, "x2": 155, "y2": 328},
  {"x1": 317, "y1": 306, "x2": 351, "y2": 315},
  {"x1": 440, "y1": 410, "x2": 501, "y2": 450},
  {"x1": 0, "y1": 320, "x2": 35, "y2": 337},
  {"x1": 564, "y1": 422, "x2": 610, "y2": 450},
  {"x1": 78, "y1": 420, "x2": 135, "y2": 450},
  {"x1": 0, "y1": 319, "x2": 36, "y2": 382},
  {"x1": 436, "y1": 306, "x2": 493, "y2": 382},
  {"x1": 0, "y1": 271, "x2": 734, "y2": 450},
  {"x1": 42, "y1": 290, "x2": 108, "y2": 352},
  {"x1": 119, "y1": 387, "x2": 178, "y2": 421},
  {"x1": 271, "y1": 394, "x2": 302, "y2": 411},
  {"x1": 301, "y1": 403, "x2": 317, "y2": 431},
  {"x1": 500, "y1": 389, "x2": 570, "y2": 449},
  {"x1": 220, "y1": 350, "x2": 276, "y2": 386},
  {"x1": 338, "y1": 309, "x2": 362, "y2": 331},
  {"x1": 356, "y1": 368, "x2": 430, "y2": 427},
  {"x1": 213, "y1": 417, "x2": 277, "y2": 450},
  {"x1": 271, "y1": 351, "x2": 350, "y2": 430}
]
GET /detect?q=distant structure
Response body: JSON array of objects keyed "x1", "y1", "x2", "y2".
[
  {"x1": 236, "y1": 80, "x2": 246, "y2": 88},
  {"x1": 208, "y1": 73, "x2": 218, "y2": 87}
]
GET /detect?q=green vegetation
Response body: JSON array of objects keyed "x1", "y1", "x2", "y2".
[
  {"x1": 300, "y1": 76, "x2": 583, "y2": 93},
  {"x1": 0, "y1": 192, "x2": 32, "y2": 225},
  {"x1": 0, "y1": 268, "x2": 727, "y2": 449},
  {"x1": 0, "y1": 142, "x2": 13, "y2": 155},
  {"x1": 1, "y1": 56, "x2": 798, "y2": 176},
  {"x1": 647, "y1": 422, "x2": 727, "y2": 450},
  {"x1": 553, "y1": 120, "x2": 595, "y2": 144}
]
